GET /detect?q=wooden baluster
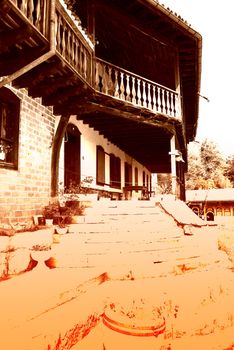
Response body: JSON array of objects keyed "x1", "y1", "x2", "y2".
[
  {"x1": 20, "y1": 0, "x2": 27, "y2": 16},
  {"x1": 119, "y1": 72, "x2": 125, "y2": 100},
  {"x1": 107, "y1": 66, "x2": 114, "y2": 95},
  {"x1": 125, "y1": 74, "x2": 131, "y2": 101},
  {"x1": 170, "y1": 91, "x2": 175, "y2": 117},
  {"x1": 56, "y1": 15, "x2": 61, "y2": 52},
  {"x1": 114, "y1": 69, "x2": 120, "y2": 98},
  {"x1": 28, "y1": 0, "x2": 34, "y2": 22},
  {"x1": 80, "y1": 46, "x2": 84, "y2": 76},
  {"x1": 67, "y1": 30, "x2": 71, "y2": 63},
  {"x1": 137, "y1": 78, "x2": 141, "y2": 106},
  {"x1": 70, "y1": 33, "x2": 75, "y2": 66},
  {"x1": 161, "y1": 89, "x2": 166, "y2": 114},
  {"x1": 147, "y1": 83, "x2": 152, "y2": 110},
  {"x1": 157, "y1": 86, "x2": 162, "y2": 112},
  {"x1": 152, "y1": 85, "x2": 157, "y2": 112},
  {"x1": 61, "y1": 21, "x2": 66, "y2": 57},
  {"x1": 131, "y1": 77, "x2": 136, "y2": 104},
  {"x1": 168, "y1": 91, "x2": 173, "y2": 117},
  {"x1": 34, "y1": 0, "x2": 41, "y2": 28},
  {"x1": 142, "y1": 81, "x2": 147, "y2": 107},
  {"x1": 101, "y1": 64, "x2": 107, "y2": 94},
  {"x1": 95, "y1": 62, "x2": 100, "y2": 91},
  {"x1": 83, "y1": 49, "x2": 87, "y2": 79},
  {"x1": 166, "y1": 90, "x2": 170, "y2": 115},
  {"x1": 76, "y1": 40, "x2": 80, "y2": 73}
]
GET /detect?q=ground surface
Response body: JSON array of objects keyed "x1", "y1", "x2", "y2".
[{"x1": 0, "y1": 200, "x2": 234, "y2": 350}]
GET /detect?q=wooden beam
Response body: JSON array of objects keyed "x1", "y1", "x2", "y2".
[
  {"x1": 28, "y1": 73, "x2": 77, "y2": 98},
  {"x1": 0, "y1": 46, "x2": 46, "y2": 75},
  {"x1": 0, "y1": 26, "x2": 33, "y2": 52},
  {"x1": 42, "y1": 83, "x2": 86, "y2": 106},
  {"x1": 13, "y1": 60, "x2": 65, "y2": 89},
  {"x1": 51, "y1": 114, "x2": 70, "y2": 197}
]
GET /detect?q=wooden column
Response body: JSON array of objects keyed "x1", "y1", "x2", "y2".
[
  {"x1": 170, "y1": 135, "x2": 177, "y2": 196},
  {"x1": 87, "y1": 0, "x2": 95, "y2": 44},
  {"x1": 51, "y1": 114, "x2": 70, "y2": 198},
  {"x1": 174, "y1": 50, "x2": 182, "y2": 119}
]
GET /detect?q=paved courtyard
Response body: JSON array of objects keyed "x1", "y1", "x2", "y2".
[{"x1": 0, "y1": 199, "x2": 234, "y2": 349}]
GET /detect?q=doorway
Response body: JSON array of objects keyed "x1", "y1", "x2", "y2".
[{"x1": 64, "y1": 123, "x2": 81, "y2": 189}]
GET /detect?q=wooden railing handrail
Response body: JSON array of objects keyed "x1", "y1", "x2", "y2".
[
  {"x1": 96, "y1": 57, "x2": 178, "y2": 95},
  {"x1": 94, "y1": 58, "x2": 181, "y2": 119},
  {"x1": 10, "y1": 0, "x2": 51, "y2": 39},
  {"x1": 8, "y1": 0, "x2": 181, "y2": 120},
  {"x1": 55, "y1": 1, "x2": 93, "y2": 55}
]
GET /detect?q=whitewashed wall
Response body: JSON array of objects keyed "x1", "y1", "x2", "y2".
[{"x1": 58, "y1": 115, "x2": 151, "y2": 194}]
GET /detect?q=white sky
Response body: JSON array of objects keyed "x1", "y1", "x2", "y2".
[{"x1": 161, "y1": 0, "x2": 234, "y2": 158}]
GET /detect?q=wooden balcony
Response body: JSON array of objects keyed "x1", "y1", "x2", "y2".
[
  {"x1": 95, "y1": 58, "x2": 181, "y2": 120},
  {"x1": 0, "y1": 0, "x2": 181, "y2": 122}
]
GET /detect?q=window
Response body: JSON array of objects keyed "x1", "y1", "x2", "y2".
[
  {"x1": 96, "y1": 145, "x2": 105, "y2": 185},
  {"x1": 124, "y1": 162, "x2": 132, "y2": 186},
  {"x1": 216, "y1": 207, "x2": 223, "y2": 216},
  {"x1": 143, "y1": 171, "x2": 146, "y2": 187},
  {"x1": 134, "y1": 167, "x2": 138, "y2": 186},
  {"x1": 0, "y1": 87, "x2": 20, "y2": 169},
  {"x1": 110, "y1": 154, "x2": 121, "y2": 189}
]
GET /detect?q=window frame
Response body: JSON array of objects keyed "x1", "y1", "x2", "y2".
[{"x1": 0, "y1": 87, "x2": 20, "y2": 170}]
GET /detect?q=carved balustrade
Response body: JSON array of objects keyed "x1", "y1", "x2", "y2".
[
  {"x1": 6, "y1": 0, "x2": 181, "y2": 119},
  {"x1": 95, "y1": 58, "x2": 181, "y2": 119},
  {"x1": 55, "y1": 1, "x2": 93, "y2": 84},
  {"x1": 10, "y1": 0, "x2": 50, "y2": 38}
]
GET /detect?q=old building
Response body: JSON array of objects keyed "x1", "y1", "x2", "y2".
[
  {"x1": 0, "y1": 0, "x2": 202, "y2": 223},
  {"x1": 186, "y1": 188, "x2": 234, "y2": 222}
]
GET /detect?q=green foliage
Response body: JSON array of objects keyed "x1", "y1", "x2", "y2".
[
  {"x1": 186, "y1": 139, "x2": 231, "y2": 189},
  {"x1": 225, "y1": 154, "x2": 234, "y2": 186}
]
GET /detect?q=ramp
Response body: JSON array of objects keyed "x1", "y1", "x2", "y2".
[{"x1": 156, "y1": 197, "x2": 213, "y2": 227}]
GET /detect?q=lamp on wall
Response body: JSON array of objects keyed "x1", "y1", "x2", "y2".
[{"x1": 169, "y1": 150, "x2": 185, "y2": 163}]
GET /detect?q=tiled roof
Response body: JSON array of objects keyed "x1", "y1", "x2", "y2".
[{"x1": 186, "y1": 189, "x2": 234, "y2": 203}]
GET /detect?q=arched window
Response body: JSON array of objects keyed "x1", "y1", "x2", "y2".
[
  {"x1": 0, "y1": 87, "x2": 20, "y2": 169},
  {"x1": 216, "y1": 207, "x2": 223, "y2": 216},
  {"x1": 224, "y1": 207, "x2": 231, "y2": 216},
  {"x1": 96, "y1": 145, "x2": 105, "y2": 185}
]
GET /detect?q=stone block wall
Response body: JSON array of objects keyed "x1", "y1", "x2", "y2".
[{"x1": 0, "y1": 87, "x2": 55, "y2": 224}]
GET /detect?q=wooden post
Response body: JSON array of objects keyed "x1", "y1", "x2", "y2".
[
  {"x1": 174, "y1": 50, "x2": 182, "y2": 119},
  {"x1": 51, "y1": 114, "x2": 70, "y2": 198},
  {"x1": 87, "y1": 0, "x2": 95, "y2": 45},
  {"x1": 170, "y1": 135, "x2": 177, "y2": 196}
]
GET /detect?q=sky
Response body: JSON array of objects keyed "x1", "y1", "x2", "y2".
[{"x1": 161, "y1": 0, "x2": 234, "y2": 158}]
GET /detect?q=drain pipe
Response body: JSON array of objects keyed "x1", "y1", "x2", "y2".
[{"x1": 0, "y1": 0, "x2": 56, "y2": 88}]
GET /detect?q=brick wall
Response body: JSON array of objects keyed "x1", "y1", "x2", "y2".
[{"x1": 0, "y1": 87, "x2": 55, "y2": 224}]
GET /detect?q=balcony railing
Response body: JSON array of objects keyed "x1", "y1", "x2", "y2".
[
  {"x1": 95, "y1": 58, "x2": 181, "y2": 119},
  {"x1": 5, "y1": 0, "x2": 181, "y2": 119},
  {"x1": 10, "y1": 0, "x2": 51, "y2": 38},
  {"x1": 55, "y1": 1, "x2": 93, "y2": 84}
]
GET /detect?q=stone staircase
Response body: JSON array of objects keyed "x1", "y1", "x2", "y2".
[{"x1": 51, "y1": 199, "x2": 227, "y2": 275}]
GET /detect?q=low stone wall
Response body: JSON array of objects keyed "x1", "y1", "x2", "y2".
[{"x1": 0, "y1": 228, "x2": 53, "y2": 279}]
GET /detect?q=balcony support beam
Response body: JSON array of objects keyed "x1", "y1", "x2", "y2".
[
  {"x1": 0, "y1": 0, "x2": 56, "y2": 88},
  {"x1": 51, "y1": 114, "x2": 70, "y2": 198}
]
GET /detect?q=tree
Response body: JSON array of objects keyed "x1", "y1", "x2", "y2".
[
  {"x1": 186, "y1": 139, "x2": 231, "y2": 189},
  {"x1": 225, "y1": 154, "x2": 234, "y2": 186}
]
